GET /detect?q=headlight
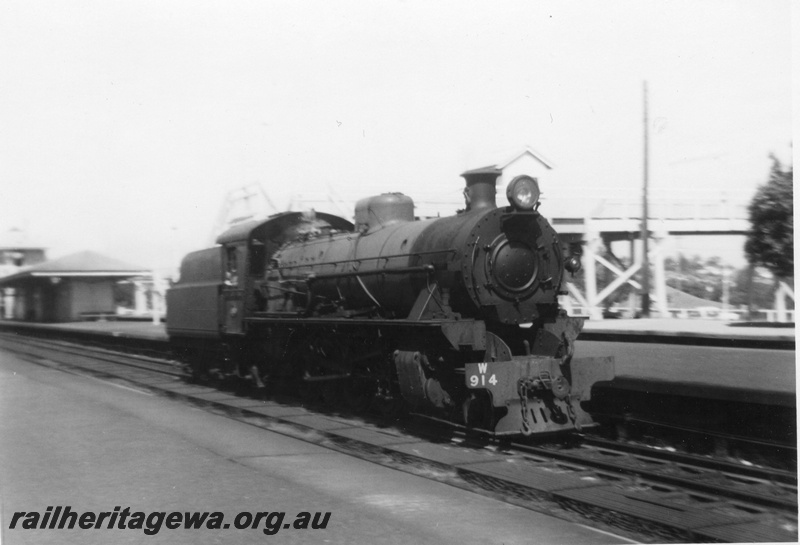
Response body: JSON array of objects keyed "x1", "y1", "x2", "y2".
[{"x1": 506, "y1": 175, "x2": 540, "y2": 210}]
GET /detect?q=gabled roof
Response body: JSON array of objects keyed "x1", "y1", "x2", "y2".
[
  {"x1": 497, "y1": 146, "x2": 554, "y2": 170},
  {"x1": 0, "y1": 251, "x2": 149, "y2": 284},
  {"x1": 31, "y1": 251, "x2": 147, "y2": 273},
  {"x1": 462, "y1": 147, "x2": 554, "y2": 181}
]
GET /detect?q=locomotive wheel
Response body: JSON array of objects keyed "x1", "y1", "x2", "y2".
[
  {"x1": 248, "y1": 364, "x2": 266, "y2": 389},
  {"x1": 296, "y1": 380, "x2": 341, "y2": 408},
  {"x1": 296, "y1": 379, "x2": 319, "y2": 404},
  {"x1": 187, "y1": 348, "x2": 212, "y2": 384},
  {"x1": 320, "y1": 381, "x2": 343, "y2": 408},
  {"x1": 375, "y1": 382, "x2": 405, "y2": 420},
  {"x1": 378, "y1": 397, "x2": 404, "y2": 420},
  {"x1": 343, "y1": 375, "x2": 375, "y2": 413},
  {"x1": 463, "y1": 391, "x2": 495, "y2": 431}
]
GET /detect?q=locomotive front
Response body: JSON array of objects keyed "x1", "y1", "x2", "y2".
[{"x1": 410, "y1": 169, "x2": 566, "y2": 327}]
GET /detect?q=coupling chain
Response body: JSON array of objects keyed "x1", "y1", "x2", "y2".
[
  {"x1": 518, "y1": 378, "x2": 531, "y2": 435},
  {"x1": 517, "y1": 372, "x2": 553, "y2": 435}
]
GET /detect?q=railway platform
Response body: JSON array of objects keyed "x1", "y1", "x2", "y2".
[
  {"x1": 576, "y1": 318, "x2": 795, "y2": 407},
  {"x1": 582, "y1": 318, "x2": 795, "y2": 349}
]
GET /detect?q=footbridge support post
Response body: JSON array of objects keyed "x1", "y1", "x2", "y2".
[
  {"x1": 651, "y1": 226, "x2": 670, "y2": 318},
  {"x1": 567, "y1": 219, "x2": 672, "y2": 320},
  {"x1": 582, "y1": 222, "x2": 602, "y2": 320}
]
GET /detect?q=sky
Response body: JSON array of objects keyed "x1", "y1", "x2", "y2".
[{"x1": 0, "y1": 0, "x2": 794, "y2": 273}]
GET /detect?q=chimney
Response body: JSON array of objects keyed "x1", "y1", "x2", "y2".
[{"x1": 461, "y1": 167, "x2": 500, "y2": 211}]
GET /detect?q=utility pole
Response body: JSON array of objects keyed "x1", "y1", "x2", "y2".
[{"x1": 640, "y1": 81, "x2": 651, "y2": 317}]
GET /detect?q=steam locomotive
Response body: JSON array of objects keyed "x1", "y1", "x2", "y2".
[{"x1": 166, "y1": 168, "x2": 613, "y2": 436}]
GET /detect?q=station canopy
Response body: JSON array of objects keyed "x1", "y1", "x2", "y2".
[{"x1": 0, "y1": 250, "x2": 149, "y2": 285}]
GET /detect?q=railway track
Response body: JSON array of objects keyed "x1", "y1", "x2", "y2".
[
  {"x1": 515, "y1": 439, "x2": 796, "y2": 511},
  {"x1": 0, "y1": 331, "x2": 796, "y2": 543}
]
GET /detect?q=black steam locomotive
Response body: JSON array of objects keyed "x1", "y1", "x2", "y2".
[{"x1": 166, "y1": 168, "x2": 613, "y2": 436}]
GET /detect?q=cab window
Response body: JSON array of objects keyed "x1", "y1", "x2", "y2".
[{"x1": 225, "y1": 246, "x2": 239, "y2": 287}]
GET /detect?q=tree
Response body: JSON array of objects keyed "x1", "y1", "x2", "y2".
[
  {"x1": 664, "y1": 254, "x2": 724, "y2": 302},
  {"x1": 728, "y1": 266, "x2": 782, "y2": 310},
  {"x1": 744, "y1": 156, "x2": 793, "y2": 279}
]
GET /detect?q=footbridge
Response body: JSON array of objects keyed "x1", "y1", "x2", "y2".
[{"x1": 551, "y1": 196, "x2": 750, "y2": 319}]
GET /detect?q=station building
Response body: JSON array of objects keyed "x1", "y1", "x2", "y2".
[{"x1": 0, "y1": 250, "x2": 151, "y2": 322}]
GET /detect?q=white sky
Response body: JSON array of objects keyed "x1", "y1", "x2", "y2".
[{"x1": 0, "y1": 0, "x2": 794, "y2": 271}]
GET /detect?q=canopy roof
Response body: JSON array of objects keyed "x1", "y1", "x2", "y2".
[{"x1": 0, "y1": 250, "x2": 149, "y2": 285}]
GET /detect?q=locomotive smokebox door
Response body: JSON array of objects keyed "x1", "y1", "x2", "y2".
[{"x1": 222, "y1": 244, "x2": 246, "y2": 334}]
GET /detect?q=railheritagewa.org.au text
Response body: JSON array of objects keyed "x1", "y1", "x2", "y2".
[{"x1": 8, "y1": 506, "x2": 331, "y2": 536}]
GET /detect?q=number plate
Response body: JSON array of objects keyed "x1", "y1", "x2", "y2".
[{"x1": 466, "y1": 362, "x2": 498, "y2": 389}]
